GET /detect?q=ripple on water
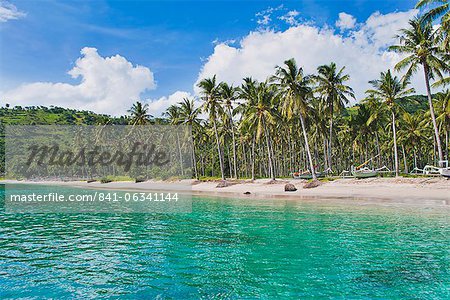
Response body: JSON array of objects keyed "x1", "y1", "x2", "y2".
[{"x1": 0, "y1": 187, "x2": 449, "y2": 298}]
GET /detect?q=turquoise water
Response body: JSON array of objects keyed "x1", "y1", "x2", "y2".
[{"x1": 0, "y1": 185, "x2": 449, "y2": 299}]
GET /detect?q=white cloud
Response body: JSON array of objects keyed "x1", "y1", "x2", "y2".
[
  {"x1": 255, "y1": 5, "x2": 283, "y2": 28},
  {"x1": 2, "y1": 47, "x2": 156, "y2": 115},
  {"x1": 257, "y1": 14, "x2": 271, "y2": 26},
  {"x1": 195, "y1": 9, "x2": 424, "y2": 102},
  {"x1": 0, "y1": 1, "x2": 25, "y2": 22},
  {"x1": 352, "y1": 10, "x2": 418, "y2": 50},
  {"x1": 279, "y1": 10, "x2": 300, "y2": 26},
  {"x1": 336, "y1": 12, "x2": 356, "y2": 30},
  {"x1": 146, "y1": 91, "x2": 195, "y2": 117}
]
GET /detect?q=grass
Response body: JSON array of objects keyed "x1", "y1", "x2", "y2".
[
  {"x1": 98, "y1": 175, "x2": 134, "y2": 182},
  {"x1": 318, "y1": 177, "x2": 337, "y2": 182}
]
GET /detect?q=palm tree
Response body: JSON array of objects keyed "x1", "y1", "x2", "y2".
[
  {"x1": 366, "y1": 70, "x2": 415, "y2": 176},
  {"x1": 164, "y1": 105, "x2": 185, "y2": 176},
  {"x1": 434, "y1": 90, "x2": 450, "y2": 159},
  {"x1": 416, "y1": 0, "x2": 449, "y2": 24},
  {"x1": 240, "y1": 82, "x2": 277, "y2": 180},
  {"x1": 416, "y1": 0, "x2": 449, "y2": 49},
  {"x1": 350, "y1": 104, "x2": 374, "y2": 164},
  {"x1": 272, "y1": 58, "x2": 317, "y2": 179},
  {"x1": 399, "y1": 111, "x2": 428, "y2": 170},
  {"x1": 238, "y1": 77, "x2": 259, "y2": 180},
  {"x1": 197, "y1": 75, "x2": 226, "y2": 180},
  {"x1": 179, "y1": 97, "x2": 202, "y2": 179},
  {"x1": 364, "y1": 96, "x2": 389, "y2": 166},
  {"x1": 310, "y1": 96, "x2": 330, "y2": 170},
  {"x1": 314, "y1": 62, "x2": 355, "y2": 172},
  {"x1": 127, "y1": 101, "x2": 151, "y2": 125},
  {"x1": 389, "y1": 17, "x2": 449, "y2": 166},
  {"x1": 219, "y1": 82, "x2": 239, "y2": 178}
]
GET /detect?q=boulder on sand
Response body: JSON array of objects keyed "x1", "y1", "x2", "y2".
[
  {"x1": 284, "y1": 183, "x2": 297, "y2": 192},
  {"x1": 303, "y1": 180, "x2": 322, "y2": 189},
  {"x1": 216, "y1": 180, "x2": 230, "y2": 188}
]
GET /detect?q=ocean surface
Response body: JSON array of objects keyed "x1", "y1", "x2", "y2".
[{"x1": 0, "y1": 184, "x2": 449, "y2": 299}]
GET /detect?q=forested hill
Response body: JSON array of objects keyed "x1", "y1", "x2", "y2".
[
  {"x1": 398, "y1": 95, "x2": 430, "y2": 114},
  {"x1": 0, "y1": 106, "x2": 129, "y2": 176},
  {"x1": 0, "y1": 105, "x2": 129, "y2": 125},
  {"x1": 0, "y1": 94, "x2": 438, "y2": 177},
  {"x1": 0, "y1": 95, "x2": 430, "y2": 126}
]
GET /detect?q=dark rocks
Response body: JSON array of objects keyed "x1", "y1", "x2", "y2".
[
  {"x1": 303, "y1": 180, "x2": 322, "y2": 189},
  {"x1": 135, "y1": 177, "x2": 146, "y2": 183},
  {"x1": 243, "y1": 191, "x2": 251, "y2": 195},
  {"x1": 284, "y1": 183, "x2": 297, "y2": 192},
  {"x1": 216, "y1": 180, "x2": 239, "y2": 188},
  {"x1": 216, "y1": 180, "x2": 230, "y2": 188}
]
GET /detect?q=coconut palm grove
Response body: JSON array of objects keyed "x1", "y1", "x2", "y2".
[
  {"x1": 169, "y1": 3, "x2": 450, "y2": 180},
  {"x1": 1, "y1": 2, "x2": 449, "y2": 181}
]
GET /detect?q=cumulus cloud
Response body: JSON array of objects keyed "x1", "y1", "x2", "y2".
[
  {"x1": 0, "y1": 1, "x2": 25, "y2": 22},
  {"x1": 2, "y1": 47, "x2": 156, "y2": 115},
  {"x1": 195, "y1": 9, "x2": 423, "y2": 101},
  {"x1": 352, "y1": 10, "x2": 418, "y2": 50},
  {"x1": 336, "y1": 12, "x2": 356, "y2": 30},
  {"x1": 146, "y1": 91, "x2": 195, "y2": 117}
]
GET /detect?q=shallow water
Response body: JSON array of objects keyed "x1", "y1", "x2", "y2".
[{"x1": 0, "y1": 184, "x2": 449, "y2": 298}]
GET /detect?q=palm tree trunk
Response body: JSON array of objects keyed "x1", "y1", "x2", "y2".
[
  {"x1": 402, "y1": 144, "x2": 408, "y2": 174},
  {"x1": 251, "y1": 133, "x2": 256, "y2": 180},
  {"x1": 414, "y1": 148, "x2": 417, "y2": 170},
  {"x1": 176, "y1": 131, "x2": 184, "y2": 176},
  {"x1": 212, "y1": 118, "x2": 225, "y2": 180},
  {"x1": 267, "y1": 127, "x2": 276, "y2": 178},
  {"x1": 228, "y1": 107, "x2": 238, "y2": 179},
  {"x1": 328, "y1": 102, "x2": 333, "y2": 172},
  {"x1": 227, "y1": 146, "x2": 233, "y2": 179},
  {"x1": 201, "y1": 154, "x2": 205, "y2": 176},
  {"x1": 192, "y1": 140, "x2": 199, "y2": 180},
  {"x1": 433, "y1": 131, "x2": 437, "y2": 164},
  {"x1": 423, "y1": 63, "x2": 444, "y2": 165},
  {"x1": 375, "y1": 132, "x2": 381, "y2": 167},
  {"x1": 299, "y1": 114, "x2": 317, "y2": 180},
  {"x1": 262, "y1": 119, "x2": 275, "y2": 180},
  {"x1": 315, "y1": 142, "x2": 319, "y2": 166},
  {"x1": 288, "y1": 132, "x2": 293, "y2": 172},
  {"x1": 242, "y1": 141, "x2": 248, "y2": 178},
  {"x1": 445, "y1": 130, "x2": 449, "y2": 160},
  {"x1": 392, "y1": 111, "x2": 399, "y2": 177},
  {"x1": 211, "y1": 150, "x2": 214, "y2": 177}
]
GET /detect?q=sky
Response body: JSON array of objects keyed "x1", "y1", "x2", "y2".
[{"x1": 0, "y1": 0, "x2": 424, "y2": 116}]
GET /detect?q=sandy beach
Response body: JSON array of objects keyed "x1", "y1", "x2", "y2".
[{"x1": 2, "y1": 177, "x2": 449, "y2": 206}]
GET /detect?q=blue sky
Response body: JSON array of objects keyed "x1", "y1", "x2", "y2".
[{"x1": 0, "y1": 0, "x2": 420, "y2": 115}]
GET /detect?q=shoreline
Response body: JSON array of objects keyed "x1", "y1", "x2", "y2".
[{"x1": 2, "y1": 177, "x2": 449, "y2": 207}]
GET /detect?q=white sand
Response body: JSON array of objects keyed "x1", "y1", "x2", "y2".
[{"x1": 2, "y1": 177, "x2": 449, "y2": 207}]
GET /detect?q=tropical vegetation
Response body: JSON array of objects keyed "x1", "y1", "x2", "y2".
[{"x1": 1, "y1": 1, "x2": 449, "y2": 179}]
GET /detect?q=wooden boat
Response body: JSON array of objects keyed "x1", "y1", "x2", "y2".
[
  {"x1": 351, "y1": 155, "x2": 380, "y2": 178},
  {"x1": 352, "y1": 167, "x2": 378, "y2": 178},
  {"x1": 439, "y1": 168, "x2": 450, "y2": 178},
  {"x1": 422, "y1": 165, "x2": 441, "y2": 175},
  {"x1": 292, "y1": 171, "x2": 324, "y2": 179}
]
